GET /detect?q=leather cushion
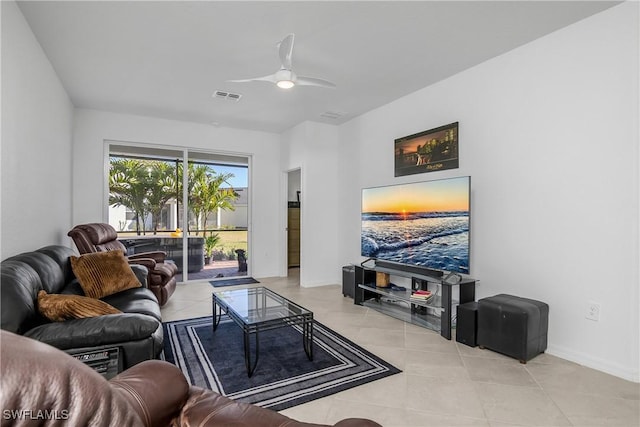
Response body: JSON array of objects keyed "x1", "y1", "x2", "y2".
[
  {"x1": 71, "y1": 251, "x2": 141, "y2": 299},
  {"x1": 6, "y1": 252, "x2": 66, "y2": 294},
  {"x1": 102, "y1": 288, "x2": 162, "y2": 322},
  {"x1": 38, "y1": 290, "x2": 121, "y2": 322},
  {"x1": 81, "y1": 222, "x2": 119, "y2": 245},
  {"x1": 0, "y1": 261, "x2": 44, "y2": 334},
  {"x1": 110, "y1": 360, "x2": 190, "y2": 426},
  {"x1": 36, "y1": 245, "x2": 78, "y2": 284},
  {"x1": 1, "y1": 331, "x2": 144, "y2": 426},
  {"x1": 24, "y1": 314, "x2": 161, "y2": 349}
]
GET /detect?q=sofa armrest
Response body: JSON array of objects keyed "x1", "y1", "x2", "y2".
[
  {"x1": 334, "y1": 420, "x2": 382, "y2": 427},
  {"x1": 23, "y1": 314, "x2": 160, "y2": 349},
  {"x1": 127, "y1": 257, "x2": 157, "y2": 270},
  {"x1": 110, "y1": 360, "x2": 189, "y2": 427},
  {"x1": 129, "y1": 263, "x2": 149, "y2": 288},
  {"x1": 1, "y1": 331, "x2": 142, "y2": 427},
  {"x1": 171, "y1": 387, "x2": 382, "y2": 427},
  {"x1": 129, "y1": 251, "x2": 166, "y2": 263},
  {"x1": 171, "y1": 387, "x2": 305, "y2": 427}
]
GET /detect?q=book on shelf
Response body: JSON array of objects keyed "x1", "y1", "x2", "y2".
[{"x1": 410, "y1": 289, "x2": 433, "y2": 301}]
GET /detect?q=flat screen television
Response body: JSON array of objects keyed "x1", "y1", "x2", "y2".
[{"x1": 361, "y1": 176, "x2": 470, "y2": 275}]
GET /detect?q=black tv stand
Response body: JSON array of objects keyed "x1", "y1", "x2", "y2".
[{"x1": 354, "y1": 264, "x2": 476, "y2": 340}]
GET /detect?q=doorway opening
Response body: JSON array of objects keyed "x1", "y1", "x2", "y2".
[{"x1": 287, "y1": 169, "x2": 301, "y2": 273}]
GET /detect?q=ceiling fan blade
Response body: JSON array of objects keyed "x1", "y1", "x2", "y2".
[
  {"x1": 296, "y1": 76, "x2": 336, "y2": 89},
  {"x1": 228, "y1": 34, "x2": 334, "y2": 89},
  {"x1": 227, "y1": 73, "x2": 278, "y2": 84},
  {"x1": 278, "y1": 33, "x2": 295, "y2": 70}
]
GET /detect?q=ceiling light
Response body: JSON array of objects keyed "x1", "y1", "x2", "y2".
[{"x1": 276, "y1": 79, "x2": 295, "y2": 89}]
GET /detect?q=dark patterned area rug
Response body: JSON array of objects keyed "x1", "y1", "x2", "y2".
[{"x1": 162, "y1": 316, "x2": 401, "y2": 411}]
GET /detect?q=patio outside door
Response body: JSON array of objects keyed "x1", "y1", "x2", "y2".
[{"x1": 107, "y1": 143, "x2": 250, "y2": 282}]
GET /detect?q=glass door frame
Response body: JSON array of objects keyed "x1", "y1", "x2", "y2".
[{"x1": 104, "y1": 140, "x2": 252, "y2": 283}]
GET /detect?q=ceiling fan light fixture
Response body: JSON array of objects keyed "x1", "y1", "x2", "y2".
[
  {"x1": 228, "y1": 34, "x2": 336, "y2": 90},
  {"x1": 276, "y1": 79, "x2": 295, "y2": 89}
]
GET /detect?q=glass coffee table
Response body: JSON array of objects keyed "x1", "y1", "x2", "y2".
[{"x1": 212, "y1": 287, "x2": 313, "y2": 377}]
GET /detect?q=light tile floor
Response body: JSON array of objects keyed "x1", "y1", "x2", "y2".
[{"x1": 161, "y1": 270, "x2": 640, "y2": 427}]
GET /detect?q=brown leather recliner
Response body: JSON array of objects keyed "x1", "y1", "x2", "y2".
[
  {"x1": 68, "y1": 223, "x2": 178, "y2": 306},
  {"x1": 1, "y1": 331, "x2": 381, "y2": 427}
]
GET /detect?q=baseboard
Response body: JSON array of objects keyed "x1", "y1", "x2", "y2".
[
  {"x1": 300, "y1": 279, "x2": 339, "y2": 288},
  {"x1": 546, "y1": 344, "x2": 639, "y2": 383}
]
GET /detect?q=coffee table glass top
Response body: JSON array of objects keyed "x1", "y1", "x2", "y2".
[{"x1": 212, "y1": 287, "x2": 311, "y2": 325}]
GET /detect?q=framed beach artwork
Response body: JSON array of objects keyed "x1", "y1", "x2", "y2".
[{"x1": 394, "y1": 122, "x2": 459, "y2": 177}]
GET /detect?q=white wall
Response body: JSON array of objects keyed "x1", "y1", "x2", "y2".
[
  {"x1": 72, "y1": 109, "x2": 282, "y2": 278},
  {"x1": 282, "y1": 122, "x2": 341, "y2": 287},
  {"x1": 3, "y1": 0, "x2": 637, "y2": 382},
  {"x1": 0, "y1": 1, "x2": 75, "y2": 259},
  {"x1": 337, "y1": 2, "x2": 639, "y2": 381}
]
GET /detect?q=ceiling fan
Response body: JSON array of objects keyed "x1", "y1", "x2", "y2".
[{"x1": 228, "y1": 34, "x2": 336, "y2": 90}]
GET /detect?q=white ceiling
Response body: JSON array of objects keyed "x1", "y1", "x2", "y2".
[{"x1": 17, "y1": 1, "x2": 619, "y2": 133}]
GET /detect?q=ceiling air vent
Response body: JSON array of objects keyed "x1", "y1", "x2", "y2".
[
  {"x1": 213, "y1": 90, "x2": 242, "y2": 101},
  {"x1": 320, "y1": 111, "x2": 345, "y2": 120}
]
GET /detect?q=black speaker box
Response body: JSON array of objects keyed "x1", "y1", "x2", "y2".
[
  {"x1": 456, "y1": 302, "x2": 478, "y2": 347},
  {"x1": 342, "y1": 265, "x2": 355, "y2": 298}
]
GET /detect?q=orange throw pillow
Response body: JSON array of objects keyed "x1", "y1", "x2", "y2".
[
  {"x1": 37, "y1": 290, "x2": 122, "y2": 322},
  {"x1": 70, "y1": 251, "x2": 141, "y2": 299}
]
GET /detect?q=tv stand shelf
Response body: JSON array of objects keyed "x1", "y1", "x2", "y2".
[{"x1": 353, "y1": 265, "x2": 476, "y2": 339}]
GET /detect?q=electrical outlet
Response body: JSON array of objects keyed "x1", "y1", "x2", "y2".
[{"x1": 586, "y1": 302, "x2": 601, "y2": 321}]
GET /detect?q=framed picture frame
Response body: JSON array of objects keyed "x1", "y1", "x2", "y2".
[{"x1": 394, "y1": 122, "x2": 459, "y2": 177}]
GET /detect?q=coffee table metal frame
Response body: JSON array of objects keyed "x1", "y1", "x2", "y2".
[{"x1": 212, "y1": 286, "x2": 313, "y2": 377}]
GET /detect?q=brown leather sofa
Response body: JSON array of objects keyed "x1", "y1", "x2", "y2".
[
  {"x1": 1, "y1": 331, "x2": 381, "y2": 427},
  {"x1": 68, "y1": 223, "x2": 178, "y2": 306}
]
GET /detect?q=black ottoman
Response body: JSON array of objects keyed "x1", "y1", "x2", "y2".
[{"x1": 477, "y1": 294, "x2": 548, "y2": 363}]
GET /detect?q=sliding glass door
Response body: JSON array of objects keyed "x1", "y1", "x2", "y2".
[
  {"x1": 184, "y1": 150, "x2": 249, "y2": 281},
  {"x1": 107, "y1": 143, "x2": 250, "y2": 282}
]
